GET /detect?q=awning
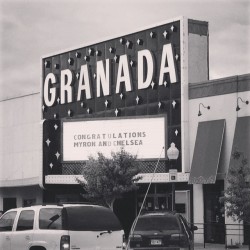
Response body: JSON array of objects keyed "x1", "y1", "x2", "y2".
[
  {"x1": 229, "y1": 116, "x2": 250, "y2": 169},
  {"x1": 189, "y1": 119, "x2": 225, "y2": 184}
]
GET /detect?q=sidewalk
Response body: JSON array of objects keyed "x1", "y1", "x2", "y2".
[{"x1": 195, "y1": 243, "x2": 249, "y2": 250}]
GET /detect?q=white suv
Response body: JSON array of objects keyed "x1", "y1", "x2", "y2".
[{"x1": 0, "y1": 204, "x2": 125, "y2": 250}]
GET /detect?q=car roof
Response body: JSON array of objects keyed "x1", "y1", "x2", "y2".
[
  {"x1": 2, "y1": 203, "x2": 107, "y2": 213},
  {"x1": 139, "y1": 210, "x2": 179, "y2": 217},
  {"x1": 141, "y1": 210, "x2": 178, "y2": 216}
]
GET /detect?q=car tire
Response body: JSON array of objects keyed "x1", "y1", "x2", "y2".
[{"x1": 30, "y1": 246, "x2": 46, "y2": 250}]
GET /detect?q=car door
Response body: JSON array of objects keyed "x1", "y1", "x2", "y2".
[
  {"x1": 33, "y1": 207, "x2": 65, "y2": 250},
  {"x1": 65, "y1": 205, "x2": 124, "y2": 250},
  {"x1": 0, "y1": 211, "x2": 17, "y2": 250},
  {"x1": 10, "y1": 210, "x2": 35, "y2": 250}
]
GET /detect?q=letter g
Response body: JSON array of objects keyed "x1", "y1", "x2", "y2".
[{"x1": 44, "y1": 73, "x2": 56, "y2": 107}]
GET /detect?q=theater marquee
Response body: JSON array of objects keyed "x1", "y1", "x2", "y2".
[
  {"x1": 41, "y1": 17, "x2": 208, "y2": 186},
  {"x1": 62, "y1": 117, "x2": 166, "y2": 161}
]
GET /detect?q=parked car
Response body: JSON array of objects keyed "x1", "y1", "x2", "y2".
[
  {"x1": 0, "y1": 203, "x2": 125, "y2": 250},
  {"x1": 127, "y1": 211, "x2": 197, "y2": 250}
]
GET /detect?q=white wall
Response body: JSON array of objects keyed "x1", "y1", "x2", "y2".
[
  {"x1": 189, "y1": 90, "x2": 250, "y2": 174},
  {"x1": 0, "y1": 93, "x2": 42, "y2": 187},
  {"x1": 0, "y1": 186, "x2": 43, "y2": 210},
  {"x1": 175, "y1": 190, "x2": 191, "y2": 222},
  {"x1": 189, "y1": 89, "x2": 250, "y2": 244},
  {"x1": 188, "y1": 33, "x2": 208, "y2": 84},
  {"x1": 193, "y1": 184, "x2": 204, "y2": 243}
]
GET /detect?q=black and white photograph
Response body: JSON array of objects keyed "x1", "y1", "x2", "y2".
[{"x1": 0, "y1": 0, "x2": 249, "y2": 249}]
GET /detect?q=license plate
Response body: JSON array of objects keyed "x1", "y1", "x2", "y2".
[{"x1": 151, "y1": 239, "x2": 162, "y2": 245}]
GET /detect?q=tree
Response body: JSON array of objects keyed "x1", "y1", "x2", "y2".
[
  {"x1": 220, "y1": 150, "x2": 250, "y2": 246},
  {"x1": 77, "y1": 149, "x2": 141, "y2": 210}
]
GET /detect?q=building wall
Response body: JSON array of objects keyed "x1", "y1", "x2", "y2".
[
  {"x1": 180, "y1": 19, "x2": 209, "y2": 173},
  {"x1": 0, "y1": 186, "x2": 43, "y2": 210},
  {"x1": 0, "y1": 93, "x2": 42, "y2": 210},
  {"x1": 188, "y1": 33, "x2": 208, "y2": 84},
  {"x1": 189, "y1": 92, "x2": 249, "y2": 174},
  {"x1": 189, "y1": 74, "x2": 250, "y2": 244}
]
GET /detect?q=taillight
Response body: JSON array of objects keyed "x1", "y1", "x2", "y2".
[
  {"x1": 60, "y1": 235, "x2": 70, "y2": 250},
  {"x1": 171, "y1": 233, "x2": 188, "y2": 247},
  {"x1": 129, "y1": 234, "x2": 142, "y2": 248},
  {"x1": 129, "y1": 234, "x2": 142, "y2": 241},
  {"x1": 122, "y1": 234, "x2": 127, "y2": 250}
]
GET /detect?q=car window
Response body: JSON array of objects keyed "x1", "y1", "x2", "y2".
[
  {"x1": 135, "y1": 214, "x2": 180, "y2": 231},
  {"x1": 0, "y1": 211, "x2": 17, "y2": 231},
  {"x1": 64, "y1": 206, "x2": 122, "y2": 231},
  {"x1": 16, "y1": 210, "x2": 35, "y2": 231},
  {"x1": 39, "y1": 208, "x2": 62, "y2": 230}
]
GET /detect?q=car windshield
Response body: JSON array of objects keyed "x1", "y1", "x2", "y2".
[
  {"x1": 64, "y1": 206, "x2": 122, "y2": 231},
  {"x1": 135, "y1": 214, "x2": 180, "y2": 231}
]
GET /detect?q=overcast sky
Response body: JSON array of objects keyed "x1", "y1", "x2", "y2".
[{"x1": 0, "y1": 0, "x2": 249, "y2": 101}]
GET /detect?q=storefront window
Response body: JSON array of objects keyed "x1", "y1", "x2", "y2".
[
  {"x1": 23, "y1": 199, "x2": 36, "y2": 207},
  {"x1": 137, "y1": 184, "x2": 173, "y2": 212}
]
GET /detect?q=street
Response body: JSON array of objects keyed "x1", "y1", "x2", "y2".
[{"x1": 195, "y1": 243, "x2": 249, "y2": 250}]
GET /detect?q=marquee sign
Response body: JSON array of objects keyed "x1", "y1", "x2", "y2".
[
  {"x1": 41, "y1": 17, "x2": 192, "y2": 186},
  {"x1": 62, "y1": 117, "x2": 166, "y2": 161},
  {"x1": 43, "y1": 44, "x2": 178, "y2": 106}
]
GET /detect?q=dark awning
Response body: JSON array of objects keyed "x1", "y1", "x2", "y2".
[
  {"x1": 229, "y1": 116, "x2": 250, "y2": 169},
  {"x1": 189, "y1": 119, "x2": 225, "y2": 184}
]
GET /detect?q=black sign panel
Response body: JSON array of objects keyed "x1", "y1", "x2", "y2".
[{"x1": 42, "y1": 20, "x2": 182, "y2": 184}]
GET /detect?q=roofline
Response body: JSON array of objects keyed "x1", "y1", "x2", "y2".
[
  {"x1": 190, "y1": 73, "x2": 250, "y2": 87},
  {"x1": 189, "y1": 73, "x2": 250, "y2": 99}
]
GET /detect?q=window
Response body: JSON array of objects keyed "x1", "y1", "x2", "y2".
[
  {"x1": 0, "y1": 211, "x2": 17, "y2": 231},
  {"x1": 3, "y1": 198, "x2": 16, "y2": 212},
  {"x1": 16, "y1": 210, "x2": 34, "y2": 231},
  {"x1": 23, "y1": 199, "x2": 36, "y2": 207},
  {"x1": 65, "y1": 206, "x2": 122, "y2": 231},
  {"x1": 135, "y1": 214, "x2": 180, "y2": 231},
  {"x1": 39, "y1": 208, "x2": 62, "y2": 230}
]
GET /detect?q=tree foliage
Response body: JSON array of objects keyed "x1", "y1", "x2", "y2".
[
  {"x1": 220, "y1": 151, "x2": 250, "y2": 224},
  {"x1": 77, "y1": 149, "x2": 141, "y2": 209}
]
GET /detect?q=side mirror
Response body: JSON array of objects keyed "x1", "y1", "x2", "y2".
[{"x1": 190, "y1": 225, "x2": 198, "y2": 231}]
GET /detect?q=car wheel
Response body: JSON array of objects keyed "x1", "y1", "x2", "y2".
[{"x1": 30, "y1": 246, "x2": 46, "y2": 250}]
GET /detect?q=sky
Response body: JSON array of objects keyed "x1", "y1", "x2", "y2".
[{"x1": 0, "y1": 0, "x2": 249, "y2": 101}]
